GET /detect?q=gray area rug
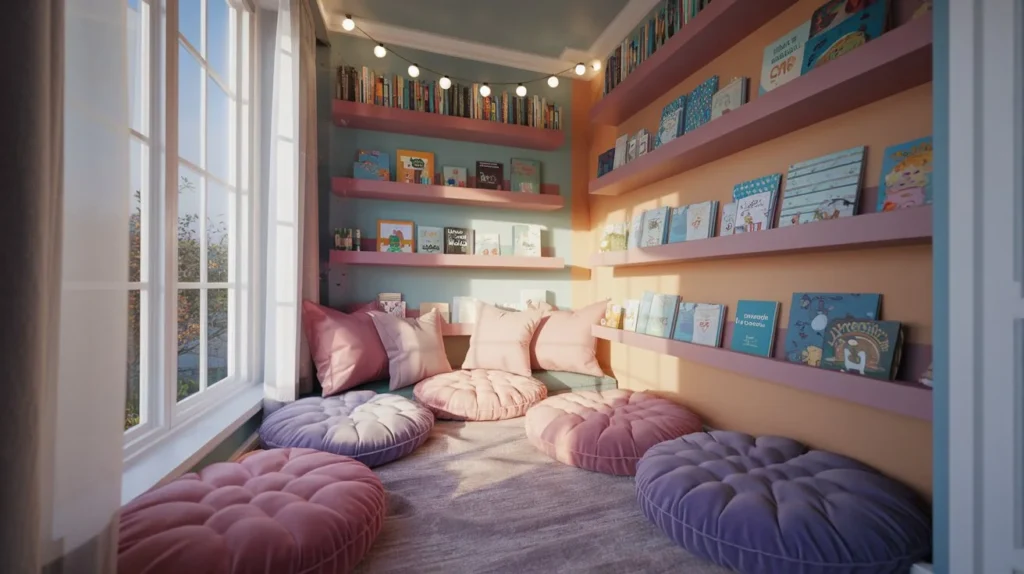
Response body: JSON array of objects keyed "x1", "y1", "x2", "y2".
[{"x1": 356, "y1": 418, "x2": 731, "y2": 574}]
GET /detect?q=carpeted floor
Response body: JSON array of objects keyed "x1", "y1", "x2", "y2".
[{"x1": 355, "y1": 418, "x2": 731, "y2": 574}]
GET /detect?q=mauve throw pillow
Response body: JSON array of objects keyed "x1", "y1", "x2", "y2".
[
  {"x1": 370, "y1": 308, "x2": 452, "y2": 390},
  {"x1": 529, "y1": 299, "x2": 609, "y2": 377},
  {"x1": 462, "y1": 302, "x2": 542, "y2": 376},
  {"x1": 301, "y1": 300, "x2": 388, "y2": 397}
]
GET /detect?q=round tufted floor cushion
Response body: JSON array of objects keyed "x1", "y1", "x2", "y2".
[
  {"x1": 118, "y1": 448, "x2": 386, "y2": 574},
  {"x1": 525, "y1": 389, "x2": 702, "y2": 475},
  {"x1": 259, "y1": 391, "x2": 434, "y2": 468},
  {"x1": 413, "y1": 369, "x2": 547, "y2": 420},
  {"x1": 635, "y1": 431, "x2": 932, "y2": 574}
]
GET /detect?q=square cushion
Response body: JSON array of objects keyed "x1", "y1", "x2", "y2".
[
  {"x1": 370, "y1": 308, "x2": 452, "y2": 390},
  {"x1": 301, "y1": 300, "x2": 388, "y2": 397},
  {"x1": 462, "y1": 302, "x2": 542, "y2": 376},
  {"x1": 528, "y1": 300, "x2": 609, "y2": 377}
]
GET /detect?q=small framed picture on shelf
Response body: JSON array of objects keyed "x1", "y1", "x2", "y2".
[{"x1": 377, "y1": 219, "x2": 415, "y2": 253}]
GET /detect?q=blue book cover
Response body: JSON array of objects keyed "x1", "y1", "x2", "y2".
[
  {"x1": 672, "y1": 302, "x2": 698, "y2": 343},
  {"x1": 636, "y1": 291, "x2": 655, "y2": 335},
  {"x1": 877, "y1": 136, "x2": 933, "y2": 211},
  {"x1": 684, "y1": 76, "x2": 719, "y2": 134},
  {"x1": 643, "y1": 294, "x2": 680, "y2": 338},
  {"x1": 731, "y1": 300, "x2": 781, "y2": 357},
  {"x1": 802, "y1": 0, "x2": 888, "y2": 74},
  {"x1": 733, "y1": 174, "x2": 783, "y2": 201},
  {"x1": 655, "y1": 95, "x2": 687, "y2": 148},
  {"x1": 667, "y1": 205, "x2": 689, "y2": 243},
  {"x1": 784, "y1": 292, "x2": 882, "y2": 366}
]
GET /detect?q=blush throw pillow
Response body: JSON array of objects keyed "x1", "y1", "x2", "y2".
[
  {"x1": 370, "y1": 308, "x2": 452, "y2": 390},
  {"x1": 529, "y1": 299, "x2": 609, "y2": 377},
  {"x1": 462, "y1": 302, "x2": 542, "y2": 376},
  {"x1": 301, "y1": 300, "x2": 389, "y2": 397}
]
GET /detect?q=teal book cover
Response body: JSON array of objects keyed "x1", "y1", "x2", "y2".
[
  {"x1": 636, "y1": 291, "x2": 655, "y2": 335},
  {"x1": 731, "y1": 300, "x2": 780, "y2": 357},
  {"x1": 672, "y1": 302, "x2": 698, "y2": 343},
  {"x1": 801, "y1": 0, "x2": 888, "y2": 74},
  {"x1": 784, "y1": 292, "x2": 881, "y2": 366},
  {"x1": 820, "y1": 319, "x2": 904, "y2": 380},
  {"x1": 643, "y1": 294, "x2": 680, "y2": 338},
  {"x1": 667, "y1": 205, "x2": 689, "y2": 243},
  {"x1": 733, "y1": 174, "x2": 782, "y2": 201},
  {"x1": 510, "y1": 158, "x2": 541, "y2": 193},
  {"x1": 877, "y1": 136, "x2": 933, "y2": 211}
]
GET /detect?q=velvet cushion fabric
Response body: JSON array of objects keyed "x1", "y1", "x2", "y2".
[
  {"x1": 528, "y1": 300, "x2": 608, "y2": 377},
  {"x1": 117, "y1": 448, "x2": 386, "y2": 574},
  {"x1": 462, "y1": 302, "x2": 542, "y2": 376},
  {"x1": 414, "y1": 369, "x2": 547, "y2": 420},
  {"x1": 370, "y1": 308, "x2": 452, "y2": 390},
  {"x1": 301, "y1": 300, "x2": 388, "y2": 397},
  {"x1": 635, "y1": 431, "x2": 932, "y2": 573}
]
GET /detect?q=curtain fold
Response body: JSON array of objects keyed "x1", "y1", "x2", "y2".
[{"x1": 298, "y1": 0, "x2": 319, "y2": 396}]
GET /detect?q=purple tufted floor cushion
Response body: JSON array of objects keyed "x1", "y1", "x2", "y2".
[
  {"x1": 259, "y1": 391, "x2": 434, "y2": 467},
  {"x1": 635, "y1": 431, "x2": 932, "y2": 574},
  {"x1": 118, "y1": 448, "x2": 385, "y2": 574}
]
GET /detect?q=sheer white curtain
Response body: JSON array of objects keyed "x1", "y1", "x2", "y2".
[{"x1": 263, "y1": 0, "x2": 318, "y2": 403}]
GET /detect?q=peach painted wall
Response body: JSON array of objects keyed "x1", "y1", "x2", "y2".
[{"x1": 581, "y1": 0, "x2": 933, "y2": 496}]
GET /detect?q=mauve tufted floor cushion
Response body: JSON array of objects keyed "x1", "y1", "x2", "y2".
[
  {"x1": 635, "y1": 431, "x2": 932, "y2": 574},
  {"x1": 525, "y1": 389, "x2": 702, "y2": 475},
  {"x1": 414, "y1": 369, "x2": 548, "y2": 420},
  {"x1": 259, "y1": 392, "x2": 434, "y2": 467},
  {"x1": 118, "y1": 448, "x2": 386, "y2": 574}
]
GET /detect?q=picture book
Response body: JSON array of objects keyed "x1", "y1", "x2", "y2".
[
  {"x1": 820, "y1": 318, "x2": 904, "y2": 380},
  {"x1": 691, "y1": 303, "x2": 726, "y2": 347},
  {"x1": 720, "y1": 202, "x2": 738, "y2": 236},
  {"x1": 643, "y1": 294, "x2": 680, "y2": 338},
  {"x1": 759, "y1": 21, "x2": 811, "y2": 95},
  {"x1": 622, "y1": 300, "x2": 641, "y2": 332},
  {"x1": 802, "y1": 0, "x2": 888, "y2": 74},
  {"x1": 451, "y1": 296, "x2": 478, "y2": 323},
  {"x1": 686, "y1": 201, "x2": 717, "y2": 240},
  {"x1": 601, "y1": 302, "x2": 624, "y2": 329},
  {"x1": 655, "y1": 95, "x2": 687, "y2": 148},
  {"x1": 684, "y1": 75, "x2": 719, "y2": 134},
  {"x1": 512, "y1": 224, "x2": 541, "y2": 256},
  {"x1": 636, "y1": 291, "x2": 656, "y2": 334},
  {"x1": 628, "y1": 212, "x2": 645, "y2": 250},
  {"x1": 733, "y1": 174, "x2": 783, "y2": 200},
  {"x1": 443, "y1": 227, "x2": 471, "y2": 254},
  {"x1": 597, "y1": 148, "x2": 615, "y2": 177},
  {"x1": 475, "y1": 232, "x2": 500, "y2": 256},
  {"x1": 520, "y1": 289, "x2": 549, "y2": 309},
  {"x1": 667, "y1": 205, "x2": 689, "y2": 244},
  {"x1": 671, "y1": 302, "x2": 698, "y2": 343},
  {"x1": 637, "y1": 128, "x2": 651, "y2": 156},
  {"x1": 783, "y1": 292, "x2": 882, "y2": 366},
  {"x1": 420, "y1": 302, "x2": 450, "y2": 323},
  {"x1": 510, "y1": 158, "x2": 541, "y2": 193},
  {"x1": 731, "y1": 300, "x2": 780, "y2": 357},
  {"x1": 378, "y1": 300, "x2": 406, "y2": 318},
  {"x1": 475, "y1": 161, "x2": 504, "y2": 190},
  {"x1": 877, "y1": 136, "x2": 933, "y2": 211},
  {"x1": 711, "y1": 77, "x2": 748, "y2": 120},
  {"x1": 735, "y1": 191, "x2": 776, "y2": 233},
  {"x1": 919, "y1": 362, "x2": 933, "y2": 388},
  {"x1": 353, "y1": 150, "x2": 391, "y2": 180},
  {"x1": 779, "y1": 146, "x2": 865, "y2": 227},
  {"x1": 377, "y1": 220, "x2": 414, "y2": 253},
  {"x1": 640, "y1": 206, "x2": 670, "y2": 247},
  {"x1": 443, "y1": 166, "x2": 467, "y2": 187},
  {"x1": 809, "y1": 0, "x2": 883, "y2": 38},
  {"x1": 599, "y1": 222, "x2": 628, "y2": 252},
  {"x1": 417, "y1": 226, "x2": 444, "y2": 254},
  {"x1": 626, "y1": 136, "x2": 638, "y2": 163},
  {"x1": 396, "y1": 149, "x2": 434, "y2": 185},
  {"x1": 613, "y1": 134, "x2": 629, "y2": 169}
]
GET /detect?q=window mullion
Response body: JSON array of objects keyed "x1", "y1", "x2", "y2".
[{"x1": 163, "y1": 0, "x2": 180, "y2": 427}]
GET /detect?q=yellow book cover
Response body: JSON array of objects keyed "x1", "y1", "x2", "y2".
[
  {"x1": 601, "y1": 302, "x2": 624, "y2": 329},
  {"x1": 377, "y1": 220, "x2": 414, "y2": 253},
  {"x1": 396, "y1": 149, "x2": 435, "y2": 185}
]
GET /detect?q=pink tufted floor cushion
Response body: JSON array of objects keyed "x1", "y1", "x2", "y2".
[
  {"x1": 413, "y1": 369, "x2": 547, "y2": 421},
  {"x1": 525, "y1": 389, "x2": 703, "y2": 476},
  {"x1": 118, "y1": 448, "x2": 386, "y2": 574}
]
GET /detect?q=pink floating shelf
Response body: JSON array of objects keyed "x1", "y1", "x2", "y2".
[
  {"x1": 590, "y1": 15, "x2": 933, "y2": 196},
  {"x1": 590, "y1": 0, "x2": 799, "y2": 126},
  {"x1": 331, "y1": 177, "x2": 564, "y2": 212},
  {"x1": 332, "y1": 100, "x2": 565, "y2": 151},
  {"x1": 591, "y1": 207, "x2": 932, "y2": 268},
  {"x1": 329, "y1": 250, "x2": 565, "y2": 270},
  {"x1": 592, "y1": 325, "x2": 932, "y2": 421}
]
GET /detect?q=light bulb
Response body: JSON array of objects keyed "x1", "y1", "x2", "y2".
[
  {"x1": 439, "y1": 76, "x2": 452, "y2": 90},
  {"x1": 575, "y1": 62, "x2": 586, "y2": 75},
  {"x1": 547, "y1": 75, "x2": 559, "y2": 88},
  {"x1": 479, "y1": 83, "x2": 491, "y2": 97},
  {"x1": 591, "y1": 59, "x2": 602, "y2": 71},
  {"x1": 341, "y1": 15, "x2": 355, "y2": 31},
  {"x1": 515, "y1": 84, "x2": 527, "y2": 97},
  {"x1": 373, "y1": 44, "x2": 386, "y2": 58},
  {"x1": 408, "y1": 63, "x2": 420, "y2": 78}
]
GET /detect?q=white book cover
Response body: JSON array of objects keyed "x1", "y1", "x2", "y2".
[
  {"x1": 622, "y1": 300, "x2": 641, "y2": 332},
  {"x1": 779, "y1": 146, "x2": 865, "y2": 227},
  {"x1": 735, "y1": 191, "x2": 775, "y2": 233},
  {"x1": 637, "y1": 128, "x2": 650, "y2": 156},
  {"x1": 417, "y1": 226, "x2": 444, "y2": 254},
  {"x1": 452, "y1": 296, "x2": 479, "y2": 323},
  {"x1": 691, "y1": 304, "x2": 724, "y2": 347},
  {"x1": 520, "y1": 289, "x2": 549, "y2": 309},
  {"x1": 759, "y1": 21, "x2": 811, "y2": 95},
  {"x1": 613, "y1": 134, "x2": 629, "y2": 168},
  {"x1": 685, "y1": 201, "x2": 715, "y2": 240},
  {"x1": 475, "y1": 232, "x2": 500, "y2": 256},
  {"x1": 627, "y1": 136, "x2": 637, "y2": 162},
  {"x1": 628, "y1": 213, "x2": 645, "y2": 250},
  {"x1": 711, "y1": 77, "x2": 747, "y2": 119},
  {"x1": 720, "y1": 202, "x2": 738, "y2": 236},
  {"x1": 640, "y1": 207, "x2": 669, "y2": 247},
  {"x1": 512, "y1": 224, "x2": 541, "y2": 257}
]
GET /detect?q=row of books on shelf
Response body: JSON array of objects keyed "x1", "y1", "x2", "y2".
[
  {"x1": 598, "y1": 135, "x2": 933, "y2": 251},
  {"x1": 354, "y1": 149, "x2": 542, "y2": 192},
  {"x1": 336, "y1": 65, "x2": 563, "y2": 130},
  {"x1": 372, "y1": 220, "x2": 542, "y2": 257},
  {"x1": 600, "y1": 291, "x2": 926, "y2": 383},
  {"x1": 370, "y1": 291, "x2": 551, "y2": 322}
]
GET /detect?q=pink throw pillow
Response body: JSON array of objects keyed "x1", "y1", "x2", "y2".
[
  {"x1": 462, "y1": 302, "x2": 542, "y2": 376},
  {"x1": 301, "y1": 301, "x2": 388, "y2": 397},
  {"x1": 369, "y1": 308, "x2": 452, "y2": 390},
  {"x1": 529, "y1": 299, "x2": 609, "y2": 377}
]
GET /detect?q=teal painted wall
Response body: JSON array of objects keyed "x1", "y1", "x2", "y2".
[
  {"x1": 323, "y1": 34, "x2": 575, "y2": 311},
  {"x1": 188, "y1": 412, "x2": 262, "y2": 472}
]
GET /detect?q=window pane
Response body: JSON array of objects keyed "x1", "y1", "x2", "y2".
[
  {"x1": 207, "y1": 180, "x2": 230, "y2": 282},
  {"x1": 179, "y1": 0, "x2": 201, "y2": 52},
  {"x1": 177, "y1": 288, "x2": 201, "y2": 401},
  {"x1": 178, "y1": 42, "x2": 202, "y2": 166},
  {"x1": 207, "y1": 0, "x2": 231, "y2": 83},
  {"x1": 128, "y1": 0, "x2": 146, "y2": 134},
  {"x1": 241, "y1": 11, "x2": 250, "y2": 97},
  {"x1": 207, "y1": 288, "x2": 228, "y2": 385},
  {"x1": 126, "y1": 289, "x2": 142, "y2": 429},
  {"x1": 206, "y1": 77, "x2": 231, "y2": 183},
  {"x1": 178, "y1": 166, "x2": 202, "y2": 282},
  {"x1": 129, "y1": 138, "x2": 144, "y2": 282}
]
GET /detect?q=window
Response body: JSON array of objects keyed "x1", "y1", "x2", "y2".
[{"x1": 125, "y1": 0, "x2": 256, "y2": 453}]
